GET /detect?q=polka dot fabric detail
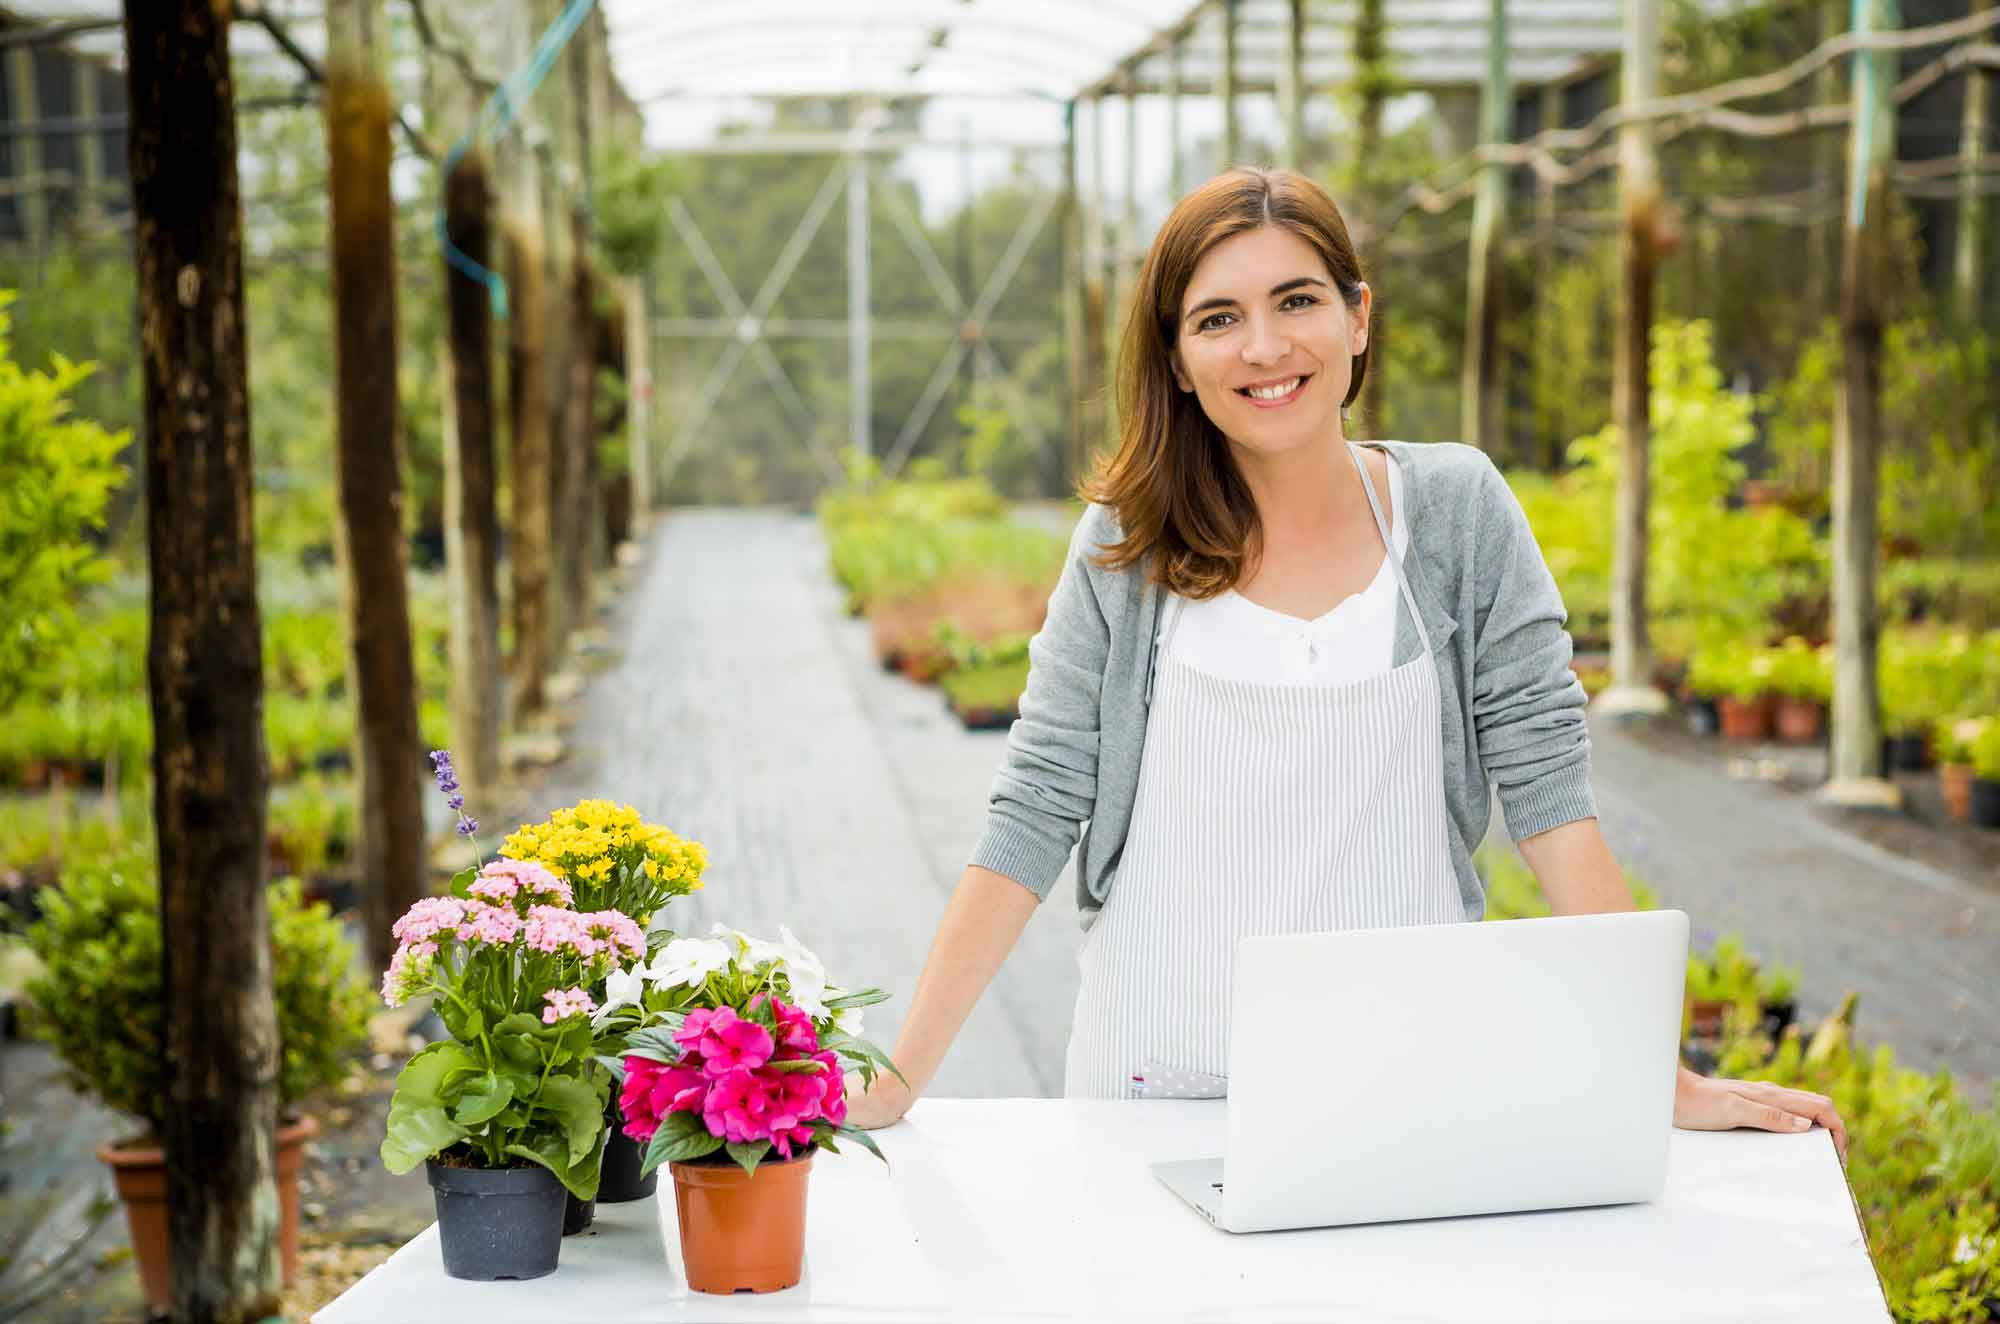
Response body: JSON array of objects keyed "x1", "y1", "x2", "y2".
[{"x1": 1132, "y1": 1059, "x2": 1228, "y2": 1099}]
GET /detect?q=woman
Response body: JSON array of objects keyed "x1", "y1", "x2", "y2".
[{"x1": 847, "y1": 168, "x2": 1845, "y2": 1154}]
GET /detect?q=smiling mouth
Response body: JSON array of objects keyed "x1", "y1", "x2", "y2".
[{"x1": 1237, "y1": 374, "x2": 1311, "y2": 404}]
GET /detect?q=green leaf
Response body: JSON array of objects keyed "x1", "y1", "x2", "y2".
[
  {"x1": 453, "y1": 1071, "x2": 514, "y2": 1127},
  {"x1": 726, "y1": 1141, "x2": 769, "y2": 1176},
  {"x1": 535, "y1": 1075, "x2": 606, "y2": 1166},
  {"x1": 390, "y1": 1041, "x2": 477, "y2": 1110},
  {"x1": 824, "y1": 989, "x2": 891, "y2": 1011},
  {"x1": 763, "y1": 1058, "x2": 826, "y2": 1074},
  {"x1": 822, "y1": 1032, "x2": 910, "y2": 1089},
  {"x1": 831, "y1": 1123, "x2": 888, "y2": 1167},
  {"x1": 625, "y1": 1025, "x2": 684, "y2": 1064},
  {"x1": 640, "y1": 1111, "x2": 724, "y2": 1175},
  {"x1": 381, "y1": 1103, "x2": 468, "y2": 1174},
  {"x1": 594, "y1": 1054, "x2": 629, "y2": 1082}
]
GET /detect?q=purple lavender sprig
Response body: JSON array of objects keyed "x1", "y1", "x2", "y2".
[{"x1": 429, "y1": 749, "x2": 483, "y2": 865}]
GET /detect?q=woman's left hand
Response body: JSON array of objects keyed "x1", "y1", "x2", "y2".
[{"x1": 1673, "y1": 1069, "x2": 1848, "y2": 1163}]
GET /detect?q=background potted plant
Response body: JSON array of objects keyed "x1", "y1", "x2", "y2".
[
  {"x1": 1971, "y1": 719, "x2": 2000, "y2": 830},
  {"x1": 1767, "y1": 636, "x2": 1831, "y2": 745},
  {"x1": 1703, "y1": 642, "x2": 1778, "y2": 742},
  {"x1": 22, "y1": 850, "x2": 371, "y2": 1313},
  {"x1": 1878, "y1": 641, "x2": 1940, "y2": 771},
  {"x1": 498, "y1": 798, "x2": 707, "y2": 1203},
  {"x1": 1935, "y1": 716, "x2": 1987, "y2": 823},
  {"x1": 596, "y1": 923, "x2": 902, "y2": 1294}
]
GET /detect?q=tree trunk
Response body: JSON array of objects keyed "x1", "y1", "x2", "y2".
[
  {"x1": 432, "y1": 55, "x2": 503, "y2": 803},
  {"x1": 1606, "y1": 0, "x2": 1665, "y2": 711},
  {"x1": 1354, "y1": 0, "x2": 1388, "y2": 440},
  {"x1": 122, "y1": 4, "x2": 281, "y2": 1319},
  {"x1": 1956, "y1": 0, "x2": 1992, "y2": 326},
  {"x1": 503, "y1": 5, "x2": 554, "y2": 718},
  {"x1": 624, "y1": 277, "x2": 652, "y2": 527},
  {"x1": 327, "y1": 0, "x2": 424, "y2": 966},
  {"x1": 1826, "y1": 0, "x2": 1898, "y2": 807},
  {"x1": 1460, "y1": 0, "x2": 1507, "y2": 457},
  {"x1": 563, "y1": 217, "x2": 597, "y2": 628}
]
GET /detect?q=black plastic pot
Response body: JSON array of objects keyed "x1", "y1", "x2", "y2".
[
  {"x1": 426, "y1": 1160, "x2": 565, "y2": 1281},
  {"x1": 563, "y1": 1191, "x2": 596, "y2": 1235},
  {"x1": 597, "y1": 1103, "x2": 657, "y2": 1203},
  {"x1": 1886, "y1": 733, "x2": 1931, "y2": 771},
  {"x1": 1973, "y1": 778, "x2": 2000, "y2": 830},
  {"x1": 1685, "y1": 698, "x2": 1719, "y2": 737}
]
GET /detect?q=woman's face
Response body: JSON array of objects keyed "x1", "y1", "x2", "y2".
[{"x1": 1169, "y1": 224, "x2": 1370, "y2": 458}]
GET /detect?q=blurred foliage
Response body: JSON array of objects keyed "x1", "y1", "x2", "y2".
[{"x1": 0, "y1": 295, "x2": 129, "y2": 713}]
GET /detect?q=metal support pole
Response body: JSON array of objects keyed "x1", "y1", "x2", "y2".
[
  {"x1": 848, "y1": 155, "x2": 872, "y2": 463},
  {"x1": 7, "y1": 46, "x2": 46, "y2": 250},
  {"x1": 1169, "y1": 35, "x2": 1184, "y2": 199},
  {"x1": 1122, "y1": 76, "x2": 1139, "y2": 327},
  {"x1": 1063, "y1": 99, "x2": 1089, "y2": 482},
  {"x1": 1282, "y1": 0, "x2": 1306, "y2": 169},
  {"x1": 1957, "y1": 0, "x2": 1993, "y2": 324},
  {"x1": 74, "y1": 57, "x2": 104, "y2": 226},
  {"x1": 1220, "y1": 0, "x2": 1239, "y2": 169}
]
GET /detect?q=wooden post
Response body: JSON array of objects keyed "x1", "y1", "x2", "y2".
[
  {"x1": 562, "y1": 222, "x2": 598, "y2": 621},
  {"x1": 1956, "y1": 0, "x2": 1993, "y2": 325},
  {"x1": 503, "y1": 6, "x2": 555, "y2": 718},
  {"x1": 1089, "y1": 94, "x2": 1113, "y2": 448},
  {"x1": 1534, "y1": 81, "x2": 1563, "y2": 470},
  {"x1": 429, "y1": 44, "x2": 504, "y2": 802},
  {"x1": 74, "y1": 56, "x2": 104, "y2": 228},
  {"x1": 542, "y1": 3, "x2": 579, "y2": 659},
  {"x1": 1823, "y1": 0, "x2": 1900, "y2": 808},
  {"x1": 1807, "y1": 0, "x2": 1846, "y2": 325},
  {"x1": 6, "y1": 44, "x2": 46, "y2": 251},
  {"x1": 1282, "y1": 0, "x2": 1306, "y2": 170},
  {"x1": 1220, "y1": 0, "x2": 1240, "y2": 169},
  {"x1": 1599, "y1": 0, "x2": 1670, "y2": 718},
  {"x1": 1460, "y1": 0, "x2": 1508, "y2": 455},
  {"x1": 327, "y1": 0, "x2": 425, "y2": 965},
  {"x1": 625, "y1": 276, "x2": 652, "y2": 526},
  {"x1": 1121, "y1": 76, "x2": 1139, "y2": 341},
  {"x1": 1354, "y1": 0, "x2": 1389, "y2": 440},
  {"x1": 1062, "y1": 99, "x2": 1090, "y2": 481},
  {"x1": 122, "y1": 3, "x2": 281, "y2": 1317}
]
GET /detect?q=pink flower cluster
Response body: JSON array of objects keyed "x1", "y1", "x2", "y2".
[
  {"x1": 390, "y1": 896, "x2": 466, "y2": 955},
  {"x1": 620, "y1": 996, "x2": 846, "y2": 1160},
  {"x1": 542, "y1": 986, "x2": 597, "y2": 1024},
  {"x1": 467, "y1": 858, "x2": 573, "y2": 910},
  {"x1": 522, "y1": 905, "x2": 645, "y2": 961}
]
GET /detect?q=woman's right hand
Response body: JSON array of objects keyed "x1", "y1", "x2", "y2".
[{"x1": 843, "y1": 1071, "x2": 916, "y2": 1131}]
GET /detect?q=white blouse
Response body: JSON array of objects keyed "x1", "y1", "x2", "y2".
[{"x1": 1155, "y1": 453, "x2": 1408, "y2": 688}]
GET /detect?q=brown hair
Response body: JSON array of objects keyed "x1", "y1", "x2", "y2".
[{"x1": 1081, "y1": 167, "x2": 1370, "y2": 599}]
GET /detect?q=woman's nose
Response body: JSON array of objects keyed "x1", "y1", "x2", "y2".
[{"x1": 1240, "y1": 313, "x2": 1289, "y2": 365}]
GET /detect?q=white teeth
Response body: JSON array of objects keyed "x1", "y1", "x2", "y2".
[{"x1": 1246, "y1": 378, "x2": 1301, "y2": 400}]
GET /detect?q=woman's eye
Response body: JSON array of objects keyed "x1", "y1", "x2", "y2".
[
  {"x1": 1281, "y1": 293, "x2": 1318, "y2": 311},
  {"x1": 1197, "y1": 312, "x2": 1234, "y2": 332}
]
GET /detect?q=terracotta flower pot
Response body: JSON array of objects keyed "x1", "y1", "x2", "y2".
[
  {"x1": 670, "y1": 1151, "x2": 813, "y2": 1294},
  {"x1": 1686, "y1": 997, "x2": 1730, "y2": 1041},
  {"x1": 97, "y1": 1113, "x2": 317, "y2": 1312},
  {"x1": 1940, "y1": 763, "x2": 1975, "y2": 822},
  {"x1": 1717, "y1": 694, "x2": 1775, "y2": 742},
  {"x1": 1772, "y1": 697, "x2": 1825, "y2": 745}
]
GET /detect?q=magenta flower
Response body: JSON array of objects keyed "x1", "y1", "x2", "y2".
[
  {"x1": 771, "y1": 1123, "x2": 817, "y2": 1161},
  {"x1": 649, "y1": 1061, "x2": 709, "y2": 1118},
  {"x1": 620, "y1": 1058, "x2": 666, "y2": 1140},
  {"x1": 813, "y1": 1050, "x2": 848, "y2": 1126},
  {"x1": 675, "y1": 1007, "x2": 774, "y2": 1075},
  {"x1": 755, "y1": 993, "x2": 819, "y2": 1054},
  {"x1": 702, "y1": 1066, "x2": 775, "y2": 1145}
]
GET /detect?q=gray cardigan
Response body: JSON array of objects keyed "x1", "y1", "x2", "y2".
[{"x1": 969, "y1": 440, "x2": 1598, "y2": 928}]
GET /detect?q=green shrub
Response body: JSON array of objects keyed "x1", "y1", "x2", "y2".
[
  {"x1": 1766, "y1": 636, "x2": 1832, "y2": 705},
  {"x1": 940, "y1": 657, "x2": 1031, "y2": 715},
  {"x1": 22, "y1": 853, "x2": 371, "y2": 1135},
  {"x1": 1973, "y1": 720, "x2": 2000, "y2": 782}
]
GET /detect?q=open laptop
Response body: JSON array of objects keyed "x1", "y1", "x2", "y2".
[{"x1": 1151, "y1": 909, "x2": 1689, "y2": 1234}]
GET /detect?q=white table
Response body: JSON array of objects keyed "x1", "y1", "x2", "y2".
[{"x1": 316, "y1": 1099, "x2": 1888, "y2": 1323}]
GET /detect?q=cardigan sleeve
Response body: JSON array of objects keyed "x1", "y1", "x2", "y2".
[
  {"x1": 1466, "y1": 458, "x2": 1599, "y2": 841},
  {"x1": 968, "y1": 507, "x2": 1111, "y2": 900}
]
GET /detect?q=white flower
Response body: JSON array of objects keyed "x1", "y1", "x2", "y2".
[
  {"x1": 647, "y1": 937, "x2": 733, "y2": 989},
  {"x1": 591, "y1": 964, "x2": 647, "y2": 1026},
  {"x1": 834, "y1": 1006, "x2": 864, "y2": 1036}
]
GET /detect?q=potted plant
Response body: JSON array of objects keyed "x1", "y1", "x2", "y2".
[
  {"x1": 597, "y1": 924, "x2": 903, "y2": 1294},
  {"x1": 497, "y1": 795, "x2": 708, "y2": 1203},
  {"x1": 1681, "y1": 647, "x2": 1731, "y2": 737},
  {"x1": 1972, "y1": 719, "x2": 2000, "y2": 830},
  {"x1": 22, "y1": 851, "x2": 371, "y2": 1313},
  {"x1": 1703, "y1": 643, "x2": 1777, "y2": 742},
  {"x1": 1767, "y1": 637, "x2": 1831, "y2": 745},
  {"x1": 1878, "y1": 644, "x2": 1940, "y2": 772},
  {"x1": 1936, "y1": 716, "x2": 1987, "y2": 823},
  {"x1": 1756, "y1": 962, "x2": 1801, "y2": 1040},
  {"x1": 376, "y1": 853, "x2": 644, "y2": 1278}
]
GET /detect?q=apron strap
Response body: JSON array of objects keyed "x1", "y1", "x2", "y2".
[
  {"x1": 1145, "y1": 594, "x2": 1190, "y2": 706},
  {"x1": 1347, "y1": 442, "x2": 1435, "y2": 657}
]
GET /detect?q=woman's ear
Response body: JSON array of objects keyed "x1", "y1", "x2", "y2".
[
  {"x1": 1350, "y1": 281, "x2": 1372, "y2": 356},
  {"x1": 1169, "y1": 347, "x2": 1193, "y2": 393}
]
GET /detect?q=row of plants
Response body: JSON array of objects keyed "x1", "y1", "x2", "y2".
[
  {"x1": 819, "y1": 459, "x2": 1063, "y2": 729},
  {"x1": 1675, "y1": 628, "x2": 2000, "y2": 828},
  {"x1": 0, "y1": 573, "x2": 453, "y2": 791},
  {"x1": 1478, "y1": 848, "x2": 2000, "y2": 1323}
]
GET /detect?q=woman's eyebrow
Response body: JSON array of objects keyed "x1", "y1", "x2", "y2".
[{"x1": 1184, "y1": 275, "x2": 1331, "y2": 319}]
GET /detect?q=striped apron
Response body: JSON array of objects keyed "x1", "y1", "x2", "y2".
[{"x1": 1062, "y1": 443, "x2": 1466, "y2": 1100}]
